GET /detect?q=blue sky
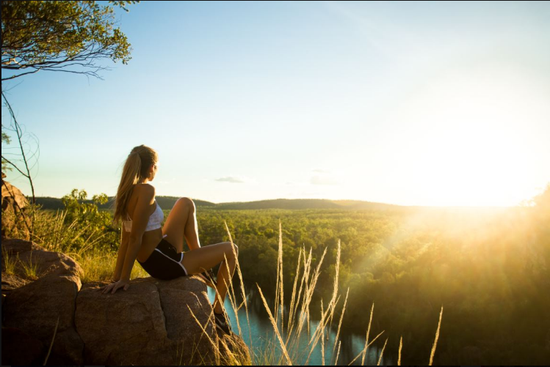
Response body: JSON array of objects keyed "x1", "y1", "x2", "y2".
[{"x1": 2, "y1": 1, "x2": 550, "y2": 206}]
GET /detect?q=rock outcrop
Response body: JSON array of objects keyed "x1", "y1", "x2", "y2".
[
  {"x1": 2, "y1": 239, "x2": 84, "y2": 365},
  {"x1": 1, "y1": 238, "x2": 251, "y2": 365},
  {"x1": 1, "y1": 176, "x2": 31, "y2": 240}
]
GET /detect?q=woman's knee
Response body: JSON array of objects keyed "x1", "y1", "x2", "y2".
[
  {"x1": 222, "y1": 241, "x2": 238, "y2": 258},
  {"x1": 175, "y1": 197, "x2": 195, "y2": 212}
]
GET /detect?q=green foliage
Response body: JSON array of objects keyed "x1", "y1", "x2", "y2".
[
  {"x1": 1, "y1": 0, "x2": 137, "y2": 80},
  {"x1": 1, "y1": 131, "x2": 11, "y2": 172},
  {"x1": 59, "y1": 189, "x2": 118, "y2": 252}
]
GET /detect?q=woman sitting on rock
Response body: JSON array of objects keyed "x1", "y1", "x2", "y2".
[{"x1": 102, "y1": 144, "x2": 237, "y2": 335}]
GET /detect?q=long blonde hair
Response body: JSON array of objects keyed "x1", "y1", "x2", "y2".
[{"x1": 114, "y1": 145, "x2": 158, "y2": 223}]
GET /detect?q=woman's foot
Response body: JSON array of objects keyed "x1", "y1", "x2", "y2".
[{"x1": 214, "y1": 311, "x2": 232, "y2": 335}]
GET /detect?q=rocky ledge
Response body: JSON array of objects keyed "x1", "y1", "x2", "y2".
[{"x1": 1, "y1": 238, "x2": 250, "y2": 365}]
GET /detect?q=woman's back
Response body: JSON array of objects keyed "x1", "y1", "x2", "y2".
[{"x1": 121, "y1": 183, "x2": 163, "y2": 262}]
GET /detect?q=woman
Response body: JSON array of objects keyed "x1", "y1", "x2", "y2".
[{"x1": 102, "y1": 145, "x2": 237, "y2": 335}]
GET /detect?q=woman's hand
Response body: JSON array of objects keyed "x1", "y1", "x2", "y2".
[{"x1": 102, "y1": 279, "x2": 130, "y2": 294}]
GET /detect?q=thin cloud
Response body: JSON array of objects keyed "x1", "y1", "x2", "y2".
[{"x1": 215, "y1": 176, "x2": 245, "y2": 184}]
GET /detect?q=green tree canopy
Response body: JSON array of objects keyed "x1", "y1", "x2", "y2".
[{"x1": 1, "y1": 0, "x2": 137, "y2": 81}]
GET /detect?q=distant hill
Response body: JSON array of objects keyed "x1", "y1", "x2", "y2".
[
  {"x1": 35, "y1": 197, "x2": 68, "y2": 210},
  {"x1": 155, "y1": 197, "x2": 217, "y2": 209},
  {"x1": 215, "y1": 199, "x2": 341, "y2": 210},
  {"x1": 213, "y1": 198, "x2": 400, "y2": 211},
  {"x1": 35, "y1": 196, "x2": 400, "y2": 211}
]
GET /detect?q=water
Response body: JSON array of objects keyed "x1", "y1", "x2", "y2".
[{"x1": 207, "y1": 287, "x2": 391, "y2": 365}]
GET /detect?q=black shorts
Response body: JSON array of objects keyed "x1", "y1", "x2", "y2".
[{"x1": 138, "y1": 237, "x2": 188, "y2": 280}]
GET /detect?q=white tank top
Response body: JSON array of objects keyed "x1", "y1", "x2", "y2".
[{"x1": 123, "y1": 202, "x2": 164, "y2": 232}]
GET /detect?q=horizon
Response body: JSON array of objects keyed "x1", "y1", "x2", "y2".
[
  {"x1": 31, "y1": 192, "x2": 517, "y2": 209},
  {"x1": 2, "y1": 2, "x2": 550, "y2": 207}
]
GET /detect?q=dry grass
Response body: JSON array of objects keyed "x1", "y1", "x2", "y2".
[
  {"x1": 187, "y1": 305, "x2": 222, "y2": 366},
  {"x1": 398, "y1": 336, "x2": 403, "y2": 366},
  {"x1": 43, "y1": 316, "x2": 60, "y2": 365},
  {"x1": 14, "y1": 208, "x2": 149, "y2": 283},
  {"x1": 21, "y1": 250, "x2": 39, "y2": 280},
  {"x1": 2, "y1": 250, "x2": 40, "y2": 280},
  {"x1": 361, "y1": 302, "x2": 375, "y2": 365},
  {"x1": 377, "y1": 338, "x2": 388, "y2": 366},
  {"x1": 429, "y1": 306, "x2": 444, "y2": 366},
  {"x1": 348, "y1": 330, "x2": 385, "y2": 365},
  {"x1": 257, "y1": 284, "x2": 293, "y2": 365},
  {"x1": 72, "y1": 252, "x2": 148, "y2": 283},
  {"x1": 1, "y1": 247, "x2": 18, "y2": 275},
  {"x1": 214, "y1": 221, "x2": 446, "y2": 366}
]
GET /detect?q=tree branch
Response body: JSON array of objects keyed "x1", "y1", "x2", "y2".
[
  {"x1": 2, "y1": 92, "x2": 36, "y2": 204},
  {"x1": 0, "y1": 156, "x2": 30, "y2": 178}
]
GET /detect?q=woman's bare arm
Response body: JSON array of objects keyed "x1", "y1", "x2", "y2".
[
  {"x1": 120, "y1": 184, "x2": 155, "y2": 280},
  {"x1": 113, "y1": 230, "x2": 129, "y2": 281},
  {"x1": 104, "y1": 184, "x2": 155, "y2": 293}
]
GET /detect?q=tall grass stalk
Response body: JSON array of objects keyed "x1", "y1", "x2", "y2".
[
  {"x1": 377, "y1": 338, "x2": 388, "y2": 366},
  {"x1": 279, "y1": 221, "x2": 284, "y2": 331},
  {"x1": 347, "y1": 330, "x2": 385, "y2": 366},
  {"x1": 285, "y1": 248, "x2": 302, "y2": 335},
  {"x1": 361, "y1": 302, "x2": 375, "y2": 365},
  {"x1": 224, "y1": 221, "x2": 253, "y2": 350},
  {"x1": 274, "y1": 220, "x2": 284, "y2": 333},
  {"x1": 429, "y1": 306, "x2": 444, "y2": 366},
  {"x1": 187, "y1": 305, "x2": 222, "y2": 366},
  {"x1": 326, "y1": 240, "x2": 341, "y2": 337},
  {"x1": 223, "y1": 254, "x2": 243, "y2": 336},
  {"x1": 329, "y1": 240, "x2": 341, "y2": 311},
  {"x1": 43, "y1": 317, "x2": 60, "y2": 365},
  {"x1": 285, "y1": 247, "x2": 311, "y2": 343},
  {"x1": 256, "y1": 284, "x2": 293, "y2": 365},
  {"x1": 301, "y1": 247, "x2": 327, "y2": 334},
  {"x1": 304, "y1": 248, "x2": 313, "y2": 335},
  {"x1": 291, "y1": 247, "x2": 327, "y2": 362},
  {"x1": 331, "y1": 288, "x2": 350, "y2": 357},
  {"x1": 321, "y1": 300, "x2": 325, "y2": 366},
  {"x1": 334, "y1": 340, "x2": 341, "y2": 366},
  {"x1": 398, "y1": 336, "x2": 403, "y2": 366},
  {"x1": 304, "y1": 296, "x2": 341, "y2": 365}
]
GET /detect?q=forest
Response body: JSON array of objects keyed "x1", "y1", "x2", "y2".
[{"x1": 194, "y1": 200, "x2": 550, "y2": 365}]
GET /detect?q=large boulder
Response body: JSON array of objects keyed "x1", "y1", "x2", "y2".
[
  {"x1": 1, "y1": 238, "x2": 83, "y2": 283},
  {"x1": 1, "y1": 177, "x2": 28, "y2": 210},
  {"x1": 76, "y1": 277, "x2": 219, "y2": 365},
  {"x1": 2, "y1": 238, "x2": 85, "y2": 365},
  {"x1": 1, "y1": 327, "x2": 45, "y2": 365},
  {"x1": 2, "y1": 238, "x2": 251, "y2": 365}
]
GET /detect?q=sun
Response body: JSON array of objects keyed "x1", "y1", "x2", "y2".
[{"x1": 378, "y1": 65, "x2": 549, "y2": 206}]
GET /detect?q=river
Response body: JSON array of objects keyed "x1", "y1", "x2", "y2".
[{"x1": 207, "y1": 286, "x2": 392, "y2": 365}]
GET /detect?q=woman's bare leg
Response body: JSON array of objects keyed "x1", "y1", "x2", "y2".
[
  {"x1": 163, "y1": 197, "x2": 200, "y2": 252},
  {"x1": 181, "y1": 241, "x2": 238, "y2": 314},
  {"x1": 163, "y1": 197, "x2": 238, "y2": 313}
]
